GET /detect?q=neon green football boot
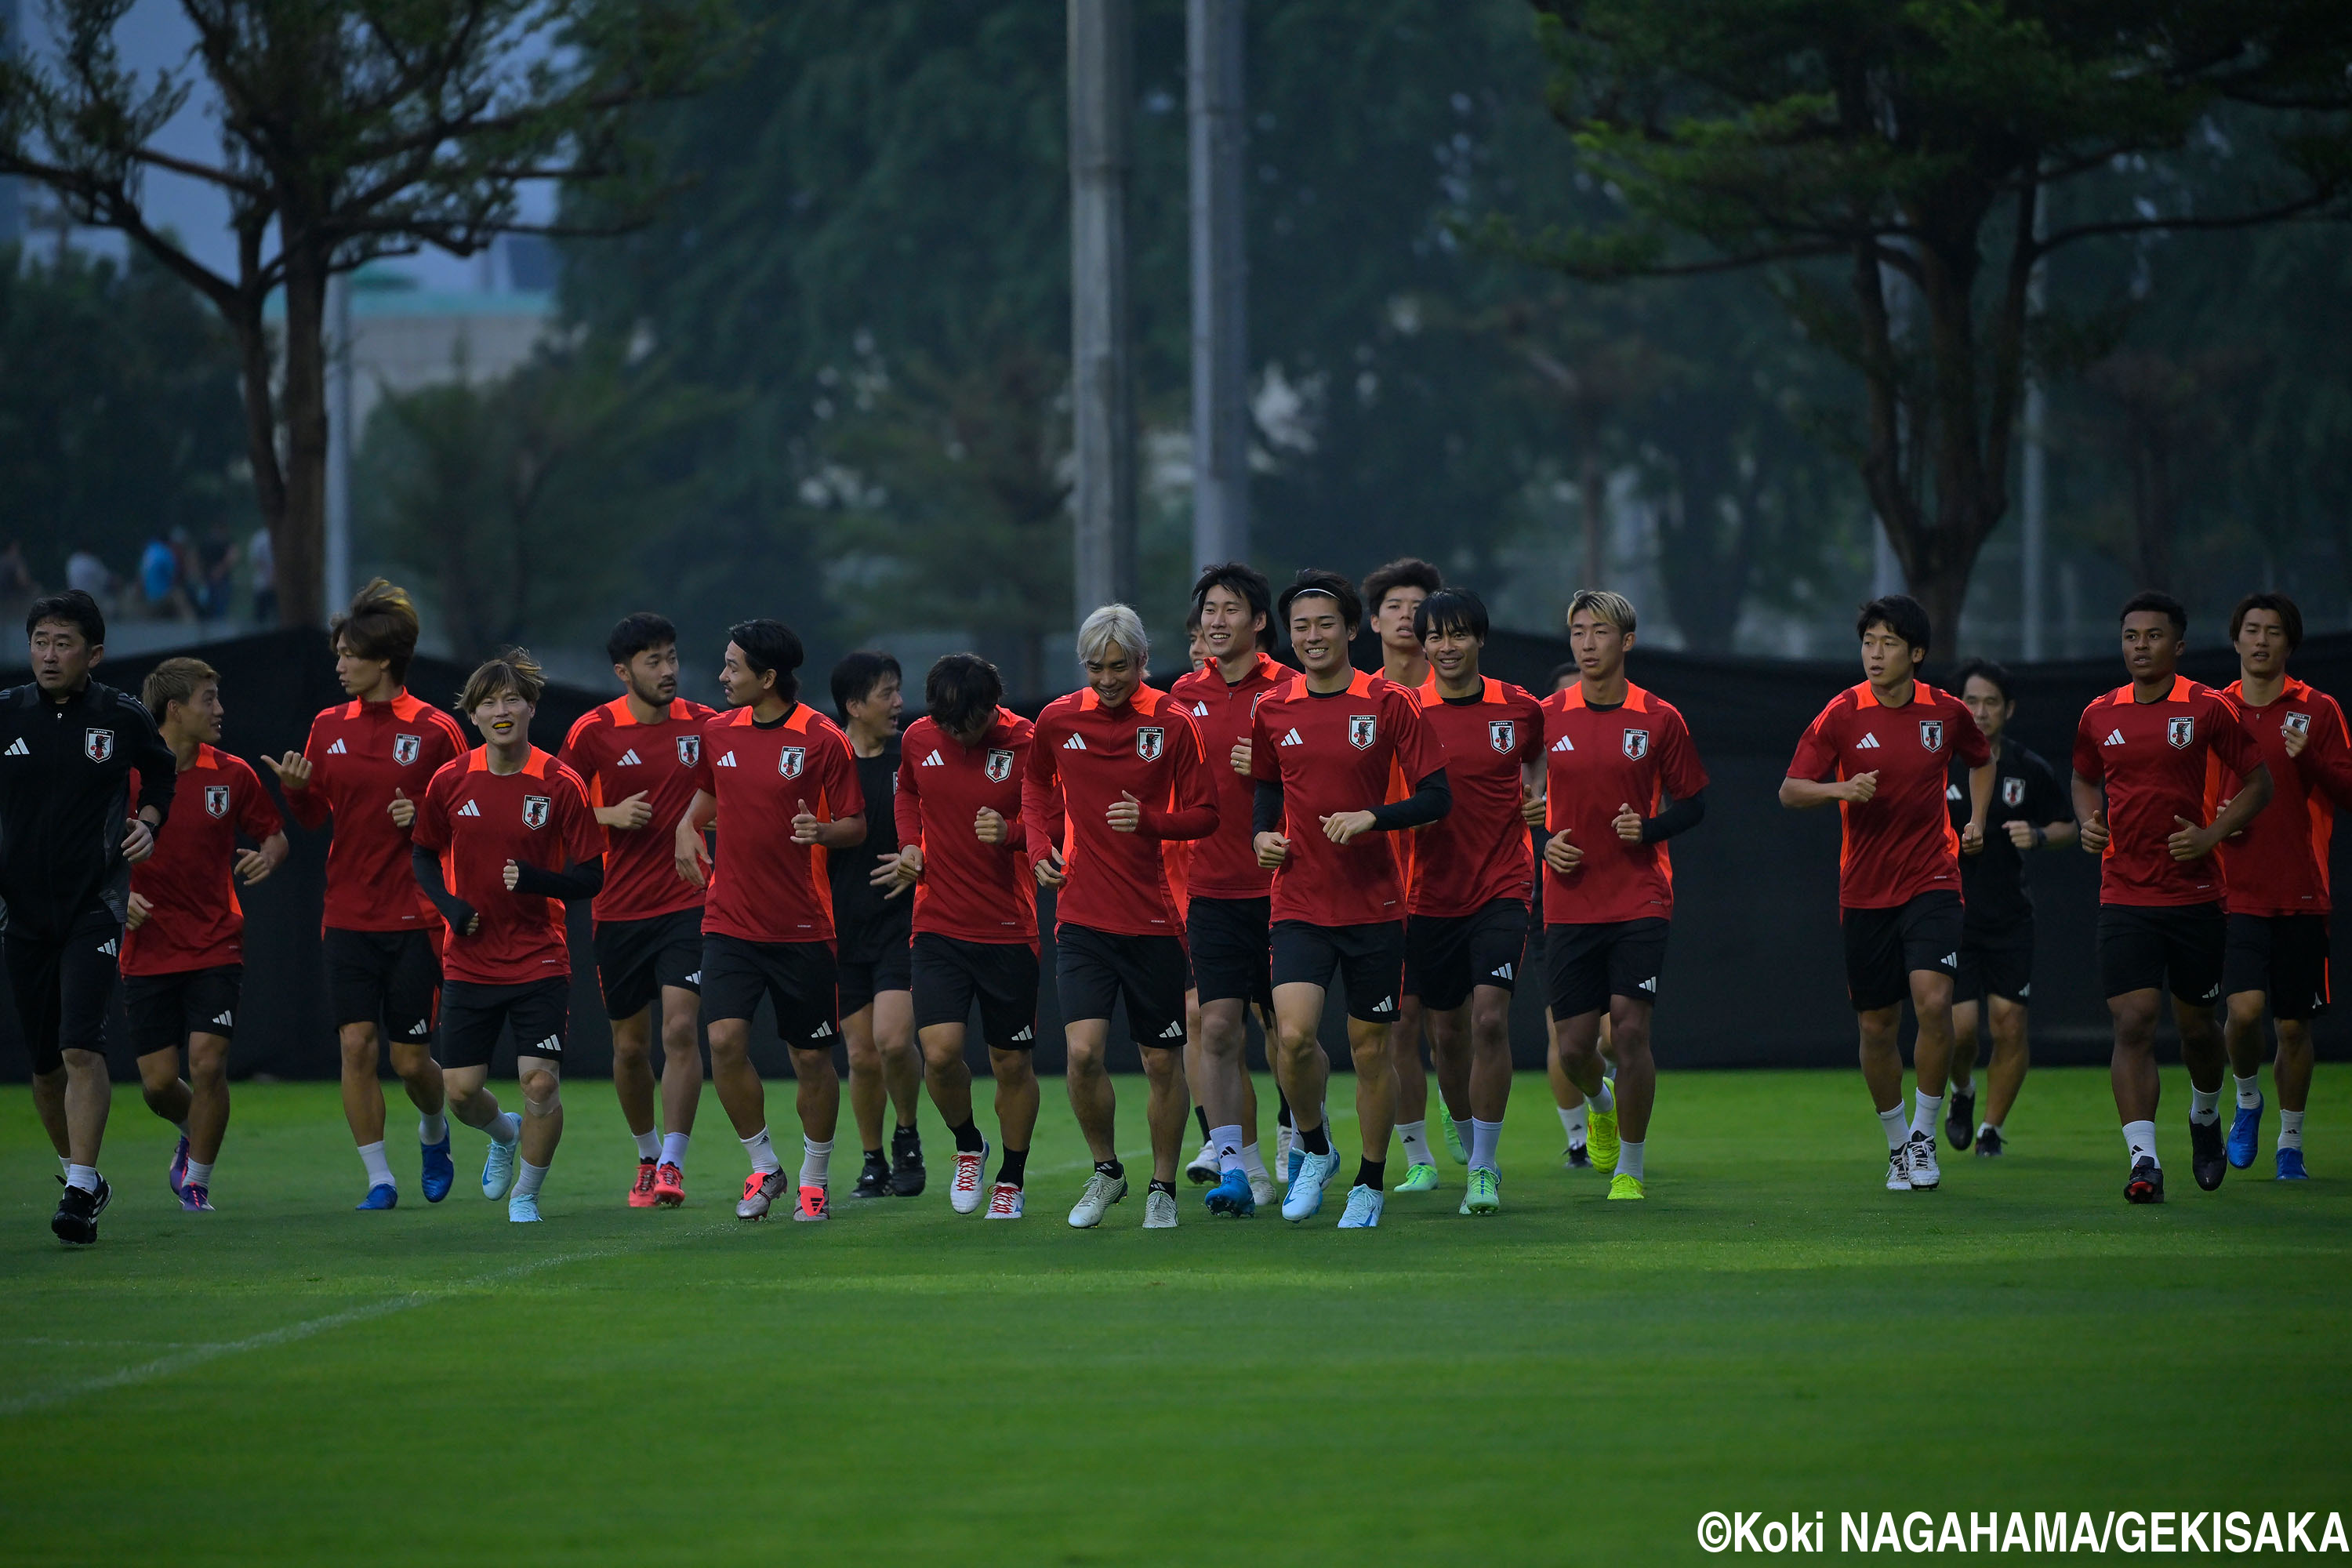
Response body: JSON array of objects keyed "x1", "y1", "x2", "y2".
[
  {"x1": 1586, "y1": 1101, "x2": 1621, "y2": 1176},
  {"x1": 1443, "y1": 1116, "x2": 1468, "y2": 1166},
  {"x1": 1607, "y1": 1173, "x2": 1645, "y2": 1201},
  {"x1": 1459, "y1": 1167, "x2": 1501, "y2": 1215},
  {"x1": 1395, "y1": 1162, "x2": 1441, "y2": 1193}
]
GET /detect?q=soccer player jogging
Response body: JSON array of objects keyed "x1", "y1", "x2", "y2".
[
  {"x1": 266, "y1": 579, "x2": 464, "y2": 1210},
  {"x1": 2210, "y1": 593, "x2": 2352, "y2": 1181},
  {"x1": 1250, "y1": 569, "x2": 1450, "y2": 1229},
  {"x1": 1527, "y1": 659, "x2": 1616, "y2": 1168},
  {"x1": 673, "y1": 620, "x2": 865, "y2": 1222},
  {"x1": 1782, "y1": 595, "x2": 1992, "y2": 1194},
  {"x1": 1539, "y1": 591, "x2": 1707, "y2": 1202},
  {"x1": 558, "y1": 614, "x2": 715, "y2": 1209},
  {"x1": 2072, "y1": 592, "x2": 2273, "y2": 1203},
  {"x1": 888, "y1": 655, "x2": 1044, "y2": 1218},
  {"x1": 1409, "y1": 588, "x2": 1545, "y2": 1214},
  {"x1": 1026, "y1": 605, "x2": 1219, "y2": 1229},
  {"x1": 122, "y1": 659, "x2": 289, "y2": 1211},
  {"x1": 2, "y1": 592, "x2": 174, "y2": 1244},
  {"x1": 410, "y1": 650, "x2": 604, "y2": 1222},
  {"x1": 829, "y1": 651, "x2": 925, "y2": 1200},
  {"x1": 1171, "y1": 562, "x2": 1287, "y2": 1216},
  {"x1": 1941, "y1": 659, "x2": 2075, "y2": 1158}
]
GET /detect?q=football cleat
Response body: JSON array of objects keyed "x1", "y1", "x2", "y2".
[
  {"x1": 1443, "y1": 1116, "x2": 1468, "y2": 1167},
  {"x1": 2125, "y1": 1156, "x2": 2165, "y2": 1204},
  {"x1": 889, "y1": 1126, "x2": 927, "y2": 1196},
  {"x1": 949, "y1": 1145, "x2": 990, "y2": 1214},
  {"x1": 1185, "y1": 1138, "x2": 1221, "y2": 1185},
  {"x1": 1205, "y1": 1167, "x2": 1257, "y2": 1218},
  {"x1": 1069, "y1": 1171, "x2": 1129, "y2": 1229},
  {"x1": 2189, "y1": 1116, "x2": 2227, "y2": 1192},
  {"x1": 508, "y1": 1192, "x2": 542, "y2": 1223},
  {"x1": 1248, "y1": 1167, "x2": 1276, "y2": 1209},
  {"x1": 1944, "y1": 1087, "x2": 1976, "y2": 1151},
  {"x1": 51, "y1": 1181, "x2": 99, "y2": 1244},
  {"x1": 481, "y1": 1136, "x2": 520, "y2": 1201},
  {"x1": 2276, "y1": 1147, "x2": 2308, "y2": 1181},
  {"x1": 628, "y1": 1160, "x2": 661, "y2": 1208},
  {"x1": 420, "y1": 1137, "x2": 455, "y2": 1203},
  {"x1": 1335, "y1": 1184, "x2": 1385, "y2": 1229},
  {"x1": 1274, "y1": 1123, "x2": 1295, "y2": 1186},
  {"x1": 169, "y1": 1134, "x2": 190, "y2": 1199},
  {"x1": 180, "y1": 1181, "x2": 214, "y2": 1212},
  {"x1": 1394, "y1": 1162, "x2": 1440, "y2": 1194},
  {"x1": 1904, "y1": 1132, "x2": 1941, "y2": 1191},
  {"x1": 794, "y1": 1184, "x2": 829, "y2": 1222},
  {"x1": 1143, "y1": 1188, "x2": 1179, "y2": 1229},
  {"x1": 652, "y1": 1163, "x2": 686, "y2": 1207},
  {"x1": 1564, "y1": 1140, "x2": 1592, "y2": 1170},
  {"x1": 1607, "y1": 1173, "x2": 1646, "y2": 1200},
  {"x1": 357, "y1": 1182, "x2": 399, "y2": 1210},
  {"x1": 1460, "y1": 1167, "x2": 1500, "y2": 1215},
  {"x1": 1884, "y1": 1150, "x2": 1911, "y2": 1192},
  {"x1": 985, "y1": 1181, "x2": 1025, "y2": 1219},
  {"x1": 2227, "y1": 1096, "x2": 2264, "y2": 1171},
  {"x1": 1974, "y1": 1126, "x2": 2005, "y2": 1158},
  {"x1": 851, "y1": 1153, "x2": 892, "y2": 1200},
  {"x1": 1281, "y1": 1149, "x2": 1338, "y2": 1223},
  {"x1": 736, "y1": 1169, "x2": 790, "y2": 1221},
  {"x1": 1586, "y1": 1102, "x2": 1621, "y2": 1175}
]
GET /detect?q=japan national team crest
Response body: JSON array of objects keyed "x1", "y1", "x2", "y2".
[
  {"x1": 84, "y1": 728, "x2": 114, "y2": 763},
  {"x1": 521, "y1": 795, "x2": 550, "y2": 829},
  {"x1": 677, "y1": 735, "x2": 700, "y2": 767},
  {"x1": 778, "y1": 746, "x2": 806, "y2": 779},
  {"x1": 1136, "y1": 726, "x2": 1164, "y2": 761},
  {"x1": 1918, "y1": 719, "x2": 1944, "y2": 753},
  {"x1": 1348, "y1": 714, "x2": 1377, "y2": 750},
  {"x1": 1621, "y1": 728, "x2": 1650, "y2": 760},
  {"x1": 2169, "y1": 717, "x2": 2196, "y2": 749},
  {"x1": 393, "y1": 733, "x2": 421, "y2": 766},
  {"x1": 2285, "y1": 711, "x2": 2311, "y2": 738},
  {"x1": 1489, "y1": 719, "x2": 1516, "y2": 753},
  {"x1": 2001, "y1": 776, "x2": 2026, "y2": 808},
  {"x1": 205, "y1": 783, "x2": 231, "y2": 818},
  {"x1": 985, "y1": 749, "x2": 1014, "y2": 782}
]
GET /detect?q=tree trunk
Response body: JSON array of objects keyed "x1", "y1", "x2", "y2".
[
  {"x1": 228, "y1": 294, "x2": 295, "y2": 624},
  {"x1": 278, "y1": 245, "x2": 331, "y2": 627},
  {"x1": 1578, "y1": 435, "x2": 1605, "y2": 591}
]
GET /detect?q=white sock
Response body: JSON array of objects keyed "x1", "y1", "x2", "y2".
[
  {"x1": 358, "y1": 1141, "x2": 395, "y2": 1189},
  {"x1": 799, "y1": 1135, "x2": 832, "y2": 1187},
  {"x1": 57, "y1": 1155, "x2": 70, "y2": 1179},
  {"x1": 660, "y1": 1131, "x2": 690, "y2": 1167},
  {"x1": 1590, "y1": 1080, "x2": 1614, "y2": 1116},
  {"x1": 742, "y1": 1127, "x2": 781, "y2": 1174},
  {"x1": 1980, "y1": 1121, "x2": 2000, "y2": 1139},
  {"x1": 2189, "y1": 1086, "x2": 2222, "y2": 1126},
  {"x1": 632, "y1": 1127, "x2": 661, "y2": 1162},
  {"x1": 1240, "y1": 1142, "x2": 1269, "y2": 1180},
  {"x1": 1910, "y1": 1092, "x2": 1943, "y2": 1139},
  {"x1": 514, "y1": 1159, "x2": 549, "y2": 1198},
  {"x1": 1617, "y1": 1138, "x2": 1645, "y2": 1182},
  {"x1": 1451, "y1": 1116, "x2": 1473, "y2": 1156},
  {"x1": 1947, "y1": 1080, "x2": 1972, "y2": 1102},
  {"x1": 1398, "y1": 1120, "x2": 1432, "y2": 1167},
  {"x1": 1211, "y1": 1123, "x2": 1244, "y2": 1175},
  {"x1": 1560, "y1": 1104, "x2": 1587, "y2": 1145},
  {"x1": 2279, "y1": 1110, "x2": 2305, "y2": 1151},
  {"x1": 1877, "y1": 1104, "x2": 1909, "y2": 1152},
  {"x1": 489, "y1": 1112, "x2": 522, "y2": 1146},
  {"x1": 1469, "y1": 1117, "x2": 1502, "y2": 1171},
  {"x1": 2234, "y1": 1074, "x2": 2263, "y2": 1110},
  {"x1": 67, "y1": 1163, "x2": 99, "y2": 1193},
  {"x1": 2124, "y1": 1119, "x2": 2159, "y2": 1167},
  {"x1": 186, "y1": 1157, "x2": 215, "y2": 1188},
  {"x1": 419, "y1": 1110, "x2": 448, "y2": 1144}
]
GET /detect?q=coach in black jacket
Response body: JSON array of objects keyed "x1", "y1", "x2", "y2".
[{"x1": 1, "y1": 590, "x2": 176, "y2": 1244}]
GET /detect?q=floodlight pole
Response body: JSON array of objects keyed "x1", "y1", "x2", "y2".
[{"x1": 1188, "y1": 0, "x2": 1249, "y2": 571}]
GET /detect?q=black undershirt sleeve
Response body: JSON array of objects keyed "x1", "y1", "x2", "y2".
[
  {"x1": 410, "y1": 845, "x2": 477, "y2": 931},
  {"x1": 1640, "y1": 788, "x2": 1706, "y2": 844},
  {"x1": 511, "y1": 856, "x2": 605, "y2": 900},
  {"x1": 1367, "y1": 768, "x2": 1451, "y2": 832},
  {"x1": 1253, "y1": 779, "x2": 1285, "y2": 837}
]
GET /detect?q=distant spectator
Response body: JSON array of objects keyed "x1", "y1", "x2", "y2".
[
  {"x1": 248, "y1": 525, "x2": 277, "y2": 625},
  {"x1": 140, "y1": 533, "x2": 193, "y2": 619},
  {"x1": 67, "y1": 548, "x2": 113, "y2": 601},
  {"x1": 197, "y1": 524, "x2": 238, "y2": 620},
  {"x1": 0, "y1": 540, "x2": 36, "y2": 600}
]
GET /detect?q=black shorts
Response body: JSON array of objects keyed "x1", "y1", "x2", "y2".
[
  {"x1": 438, "y1": 976, "x2": 571, "y2": 1070},
  {"x1": 2223, "y1": 913, "x2": 2330, "y2": 1021},
  {"x1": 1842, "y1": 891, "x2": 1963, "y2": 1012},
  {"x1": 910, "y1": 933, "x2": 1039, "y2": 1050},
  {"x1": 2096, "y1": 901, "x2": 2225, "y2": 1005},
  {"x1": 125, "y1": 964, "x2": 243, "y2": 1057},
  {"x1": 1544, "y1": 918, "x2": 1669, "y2": 1019},
  {"x1": 593, "y1": 908, "x2": 706, "y2": 1021},
  {"x1": 838, "y1": 932, "x2": 913, "y2": 1018},
  {"x1": 3, "y1": 907, "x2": 122, "y2": 1075},
  {"x1": 1956, "y1": 918, "x2": 2034, "y2": 1006},
  {"x1": 1406, "y1": 899, "x2": 1530, "y2": 1012},
  {"x1": 1269, "y1": 920, "x2": 1404, "y2": 1024},
  {"x1": 1188, "y1": 895, "x2": 1272, "y2": 1009},
  {"x1": 1056, "y1": 924, "x2": 1188, "y2": 1047},
  {"x1": 701, "y1": 934, "x2": 840, "y2": 1048},
  {"x1": 324, "y1": 927, "x2": 441, "y2": 1044}
]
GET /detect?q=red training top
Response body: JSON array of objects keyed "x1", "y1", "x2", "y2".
[
  {"x1": 1167, "y1": 652, "x2": 1286, "y2": 901},
  {"x1": 1788, "y1": 681, "x2": 1990, "y2": 911},
  {"x1": 1024, "y1": 684, "x2": 1217, "y2": 937},
  {"x1": 2074, "y1": 675, "x2": 2264, "y2": 908},
  {"x1": 285, "y1": 691, "x2": 468, "y2": 932},
  {"x1": 895, "y1": 710, "x2": 1038, "y2": 944},
  {"x1": 558, "y1": 695, "x2": 717, "y2": 926},
  {"x1": 1410, "y1": 674, "x2": 1545, "y2": 918},
  {"x1": 412, "y1": 746, "x2": 601, "y2": 985},
  {"x1": 123, "y1": 746, "x2": 283, "y2": 976},
  {"x1": 2211, "y1": 677, "x2": 2352, "y2": 916},
  {"x1": 1540, "y1": 681, "x2": 1708, "y2": 926},
  {"x1": 1249, "y1": 669, "x2": 1443, "y2": 927},
  {"x1": 691, "y1": 702, "x2": 862, "y2": 946}
]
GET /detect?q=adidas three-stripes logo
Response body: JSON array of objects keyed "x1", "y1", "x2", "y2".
[
  {"x1": 2102, "y1": 728, "x2": 2126, "y2": 746},
  {"x1": 1158, "y1": 1020, "x2": 1185, "y2": 1040},
  {"x1": 1062, "y1": 735, "x2": 1087, "y2": 751},
  {"x1": 919, "y1": 750, "x2": 944, "y2": 766},
  {"x1": 327, "y1": 739, "x2": 347, "y2": 754},
  {"x1": 1854, "y1": 734, "x2": 1881, "y2": 750},
  {"x1": 616, "y1": 748, "x2": 641, "y2": 766},
  {"x1": 212, "y1": 1011, "x2": 234, "y2": 1027},
  {"x1": 3, "y1": 738, "x2": 27, "y2": 757},
  {"x1": 1278, "y1": 728, "x2": 1304, "y2": 746},
  {"x1": 458, "y1": 800, "x2": 481, "y2": 817}
]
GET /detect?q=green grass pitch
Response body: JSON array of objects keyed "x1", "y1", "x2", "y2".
[{"x1": 2, "y1": 1065, "x2": 2347, "y2": 1565}]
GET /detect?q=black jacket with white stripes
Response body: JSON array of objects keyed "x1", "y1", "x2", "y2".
[{"x1": 0, "y1": 680, "x2": 176, "y2": 942}]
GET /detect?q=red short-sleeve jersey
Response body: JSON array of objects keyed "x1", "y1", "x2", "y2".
[
  {"x1": 123, "y1": 746, "x2": 283, "y2": 976},
  {"x1": 2210, "y1": 679, "x2": 2352, "y2": 917},
  {"x1": 691, "y1": 702, "x2": 863, "y2": 946},
  {"x1": 1408, "y1": 676, "x2": 1545, "y2": 918},
  {"x1": 283, "y1": 691, "x2": 468, "y2": 932},
  {"x1": 1249, "y1": 669, "x2": 1444, "y2": 927},
  {"x1": 1540, "y1": 682, "x2": 1708, "y2": 926},
  {"x1": 412, "y1": 746, "x2": 601, "y2": 985},
  {"x1": 895, "y1": 711, "x2": 1037, "y2": 943},
  {"x1": 2075, "y1": 676, "x2": 2265, "y2": 908},
  {"x1": 1167, "y1": 653, "x2": 1286, "y2": 901},
  {"x1": 1024, "y1": 684, "x2": 1216, "y2": 937},
  {"x1": 1788, "y1": 681, "x2": 1990, "y2": 910},
  {"x1": 557, "y1": 695, "x2": 717, "y2": 926}
]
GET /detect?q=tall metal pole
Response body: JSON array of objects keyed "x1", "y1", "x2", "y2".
[
  {"x1": 1188, "y1": 0, "x2": 1248, "y2": 571},
  {"x1": 2020, "y1": 179, "x2": 2049, "y2": 662},
  {"x1": 1069, "y1": 0, "x2": 1137, "y2": 619},
  {"x1": 324, "y1": 272, "x2": 354, "y2": 619},
  {"x1": 0, "y1": 0, "x2": 20, "y2": 248}
]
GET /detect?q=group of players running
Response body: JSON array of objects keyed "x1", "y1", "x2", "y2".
[{"x1": 3, "y1": 556, "x2": 2336, "y2": 1246}]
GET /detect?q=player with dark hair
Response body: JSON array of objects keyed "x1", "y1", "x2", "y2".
[
  {"x1": 2212, "y1": 593, "x2": 2352, "y2": 1181},
  {"x1": 1407, "y1": 587, "x2": 1544, "y2": 1213},
  {"x1": 888, "y1": 653, "x2": 1043, "y2": 1218},
  {"x1": 263, "y1": 577, "x2": 464, "y2": 1210},
  {"x1": 559, "y1": 613, "x2": 716, "y2": 1208},
  {"x1": 829, "y1": 649, "x2": 925, "y2": 1199},
  {"x1": 411, "y1": 649, "x2": 604, "y2": 1221},
  {"x1": 1251, "y1": 568, "x2": 1450, "y2": 1229},
  {"x1": 122, "y1": 658, "x2": 289, "y2": 1211},
  {"x1": 2073, "y1": 591, "x2": 2271, "y2": 1202},
  {"x1": 3, "y1": 591, "x2": 175, "y2": 1243},
  {"x1": 1940, "y1": 658, "x2": 2074, "y2": 1157},
  {"x1": 1783, "y1": 593, "x2": 1992, "y2": 1194},
  {"x1": 674, "y1": 619, "x2": 866, "y2": 1222}
]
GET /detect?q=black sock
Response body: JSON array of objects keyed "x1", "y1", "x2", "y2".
[
  {"x1": 950, "y1": 1118, "x2": 984, "y2": 1154},
  {"x1": 1302, "y1": 1121, "x2": 1330, "y2": 1156},
  {"x1": 998, "y1": 1147, "x2": 1027, "y2": 1188},
  {"x1": 1277, "y1": 1086, "x2": 1294, "y2": 1126},
  {"x1": 1095, "y1": 1157, "x2": 1125, "y2": 1181},
  {"x1": 1193, "y1": 1104, "x2": 1211, "y2": 1138},
  {"x1": 1354, "y1": 1158, "x2": 1385, "y2": 1191},
  {"x1": 1148, "y1": 1178, "x2": 1177, "y2": 1198},
  {"x1": 863, "y1": 1146, "x2": 886, "y2": 1162}
]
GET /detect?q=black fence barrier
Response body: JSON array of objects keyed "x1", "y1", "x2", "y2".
[{"x1": 5, "y1": 624, "x2": 2349, "y2": 1083}]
